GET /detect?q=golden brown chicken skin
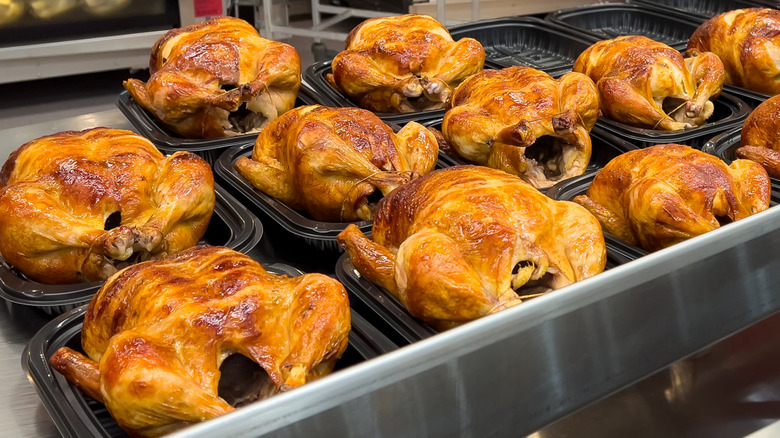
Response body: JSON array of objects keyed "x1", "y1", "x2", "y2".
[
  {"x1": 687, "y1": 8, "x2": 780, "y2": 95},
  {"x1": 124, "y1": 16, "x2": 301, "y2": 138},
  {"x1": 443, "y1": 66, "x2": 599, "y2": 188},
  {"x1": 574, "y1": 35, "x2": 725, "y2": 130},
  {"x1": 0, "y1": 128, "x2": 215, "y2": 284},
  {"x1": 736, "y1": 95, "x2": 780, "y2": 177},
  {"x1": 338, "y1": 166, "x2": 606, "y2": 330},
  {"x1": 574, "y1": 144, "x2": 770, "y2": 252},
  {"x1": 235, "y1": 105, "x2": 438, "y2": 222},
  {"x1": 49, "y1": 245, "x2": 350, "y2": 438},
  {"x1": 327, "y1": 14, "x2": 485, "y2": 113}
]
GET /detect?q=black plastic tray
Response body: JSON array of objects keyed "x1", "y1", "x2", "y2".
[
  {"x1": 630, "y1": 0, "x2": 776, "y2": 22},
  {"x1": 302, "y1": 59, "x2": 505, "y2": 126},
  {"x1": 115, "y1": 85, "x2": 319, "y2": 165},
  {"x1": 703, "y1": 126, "x2": 780, "y2": 191},
  {"x1": 422, "y1": 122, "x2": 638, "y2": 192},
  {"x1": 595, "y1": 91, "x2": 750, "y2": 149},
  {"x1": 0, "y1": 184, "x2": 263, "y2": 315},
  {"x1": 447, "y1": 17, "x2": 595, "y2": 77},
  {"x1": 337, "y1": 235, "x2": 645, "y2": 346},
  {"x1": 215, "y1": 141, "x2": 451, "y2": 252},
  {"x1": 22, "y1": 269, "x2": 397, "y2": 438},
  {"x1": 723, "y1": 84, "x2": 772, "y2": 110},
  {"x1": 546, "y1": 3, "x2": 701, "y2": 51}
]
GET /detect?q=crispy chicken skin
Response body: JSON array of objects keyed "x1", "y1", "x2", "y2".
[
  {"x1": 235, "y1": 105, "x2": 439, "y2": 222},
  {"x1": 442, "y1": 66, "x2": 599, "y2": 188},
  {"x1": 574, "y1": 144, "x2": 770, "y2": 252},
  {"x1": 337, "y1": 166, "x2": 606, "y2": 330},
  {"x1": 687, "y1": 8, "x2": 780, "y2": 95},
  {"x1": 574, "y1": 35, "x2": 725, "y2": 130},
  {"x1": 736, "y1": 95, "x2": 780, "y2": 177},
  {"x1": 49, "y1": 245, "x2": 351, "y2": 438},
  {"x1": 326, "y1": 14, "x2": 485, "y2": 113},
  {"x1": 0, "y1": 128, "x2": 215, "y2": 284},
  {"x1": 124, "y1": 16, "x2": 301, "y2": 138}
]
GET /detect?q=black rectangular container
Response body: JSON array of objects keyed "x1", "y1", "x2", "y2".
[
  {"x1": 595, "y1": 92, "x2": 750, "y2": 149},
  {"x1": 546, "y1": 3, "x2": 701, "y2": 51},
  {"x1": 115, "y1": 85, "x2": 319, "y2": 165},
  {"x1": 723, "y1": 85, "x2": 772, "y2": 110},
  {"x1": 703, "y1": 126, "x2": 780, "y2": 190},
  {"x1": 630, "y1": 0, "x2": 777, "y2": 22},
  {"x1": 447, "y1": 17, "x2": 595, "y2": 77},
  {"x1": 215, "y1": 141, "x2": 451, "y2": 252},
  {"x1": 22, "y1": 277, "x2": 398, "y2": 438},
  {"x1": 0, "y1": 184, "x2": 263, "y2": 315},
  {"x1": 336, "y1": 236, "x2": 646, "y2": 346},
  {"x1": 302, "y1": 59, "x2": 505, "y2": 126}
]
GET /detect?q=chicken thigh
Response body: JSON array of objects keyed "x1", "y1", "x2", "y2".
[
  {"x1": 235, "y1": 105, "x2": 438, "y2": 222},
  {"x1": 327, "y1": 14, "x2": 485, "y2": 113},
  {"x1": 442, "y1": 66, "x2": 599, "y2": 188},
  {"x1": 338, "y1": 166, "x2": 606, "y2": 330},
  {"x1": 574, "y1": 35, "x2": 725, "y2": 130},
  {"x1": 124, "y1": 16, "x2": 301, "y2": 138},
  {"x1": 574, "y1": 144, "x2": 770, "y2": 252},
  {"x1": 736, "y1": 95, "x2": 780, "y2": 177},
  {"x1": 687, "y1": 8, "x2": 780, "y2": 95},
  {"x1": 0, "y1": 128, "x2": 215, "y2": 284},
  {"x1": 50, "y1": 245, "x2": 351, "y2": 438}
]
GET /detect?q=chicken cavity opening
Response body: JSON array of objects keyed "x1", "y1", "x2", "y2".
[
  {"x1": 228, "y1": 103, "x2": 268, "y2": 134},
  {"x1": 715, "y1": 215, "x2": 733, "y2": 227},
  {"x1": 104, "y1": 211, "x2": 121, "y2": 230},
  {"x1": 524, "y1": 136, "x2": 568, "y2": 181},
  {"x1": 511, "y1": 260, "x2": 554, "y2": 300},
  {"x1": 218, "y1": 354, "x2": 277, "y2": 407},
  {"x1": 662, "y1": 97, "x2": 697, "y2": 128}
]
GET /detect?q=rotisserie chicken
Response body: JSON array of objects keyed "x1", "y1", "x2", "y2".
[
  {"x1": 124, "y1": 16, "x2": 301, "y2": 138},
  {"x1": 337, "y1": 166, "x2": 606, "y2": 330},
  {"x1": 442, "y1": 66, "x2": 599, "y2": 188},
  {"x1": 326, "y1": 14, "x2": 485, "y2": 113},
  {"x1": 687, "y1": 8, "x2": 780, "y2": 95},
  {"x1": 736, "y1": 94, "x2": 780, "y2": 177},
  {"x1": 49, "y1": 245, "x2": 351, "y2": 438},
  {"x1": 574, "y1": 144, "x2": 770, "y2": 252},
  {"x1": 574, "y1": 35, "x2": 725, "y2": 130},
  {"x1": 0, "y1": 0, "x2": 24, "y2": 26},
  {"x1": 0, "y1": 128, "x2": 215, "y2": 284},
  {"x1": 235, "y1": 105, "x2": 439, "y2": 222}
]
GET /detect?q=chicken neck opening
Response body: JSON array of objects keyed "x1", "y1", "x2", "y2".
[
  {"x1": 511, "y1": 260, "x2": 555, "y2": 300},
  {"x1": 524, "y1": 135, "x2": 568, "y2": 184},
  {"x1": 228, "y1": 103, "x2": 268, "y2": 134},
  {"x1": 218, "y1": 353, "x2": 277, "y2": 407}
]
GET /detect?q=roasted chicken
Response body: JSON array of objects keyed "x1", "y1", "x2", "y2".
[
  {"x1": 574, "y1": 35, "x2": 725, "y2": 130},
  {"x1": 687, "y1": 8, "x2": 780, "y2": 95},
  {"x1": 0, "y1": 128, "x2": 215, "y2": 284},
  {"x1": 235, "y1": 105, "x2": 438, "y2": 222},
  {"x1": 442, "y1": 66, "x2": 599, "y2": 188},
  {"x1": 326, "y1": 14, "x2": 485, "y2": 113},
  {"x1": 50, "y1": 245, "x2": 351, "y2": 438},
  {"x1": 736, "y1": 95, "x2": 780, "y2": 177},
  {"x1": 124, "y1": 16, "x2": 301, "y2": 138},
  {"x1": 0, "y1": 0, "x2": 24, "y2": 26},
  {"x1": 574, "y1": 144, "x2": 770, "y2": 252},
  {"x1": 338, "y1": 166, "x2": 606, "y2": 330}
]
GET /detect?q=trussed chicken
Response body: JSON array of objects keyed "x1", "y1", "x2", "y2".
[
  {"x1": 687, "y1": 8, "x2": 780, "y2": 95},
  {"x1": 338, "y1": 166, "x2": 606, "y2": 330},
  {"x1": 0, "y1": 128, "x2": 215, "y2": 284},
  {"x1": 326, "y1": 14, "x2": 485, "y2": 113},
  {"x1": 124, "y1": 16, "x2": 301, "y2": 138},
  {"x1": 235, "y1": 105, "x2": 438, "y2": 222},
  {"x1": 574, "y1": 35, "x2": 725, "y2": 130},
  {"x1": 736, "y1": 95, "x2": 780, "y2": 177},
  {"x1": 50, "y1": 245, "x2": 351, "y2": 438},
  {"x1": 442, "y1": 66, "x2": 599, "y2": 188},
  {"x1": 574, "y1": 144, "x2": 770, "y2": 252}
]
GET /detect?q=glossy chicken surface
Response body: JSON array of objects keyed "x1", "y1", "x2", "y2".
[
  {"x1": 235, "y1": 105, "x2": 438, "y2": 221},
  {"x1": 124, "y1": 16, "x2": 301, "y2": 138},
  {"x1": 688, "y1": 8, "x2": 780, "y2": 95},
  {"x1": 574, "y1": 144, "x2": 770, "y2": 252},
  {"x1": 50, "y1": 245, "x2": 351, "y2": 438},
  {"x1": 737, "y1": 95, "x2": 780, "y2": 177},
  {"x1": 327, "y1": 14, "x2": 485, "y2": 113},
  {"x1": 338, "y1": 166, "x2": 606, "y2": 330},
  {"x1": 574, "y1": 35, "x2": 725, "y2": 130},
  {"x1": 0, "y1": 128, "x2": 215, "y2": 284},
  {"x1": 443, "y1": 66, "x2": 599, "y2": 188}
]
